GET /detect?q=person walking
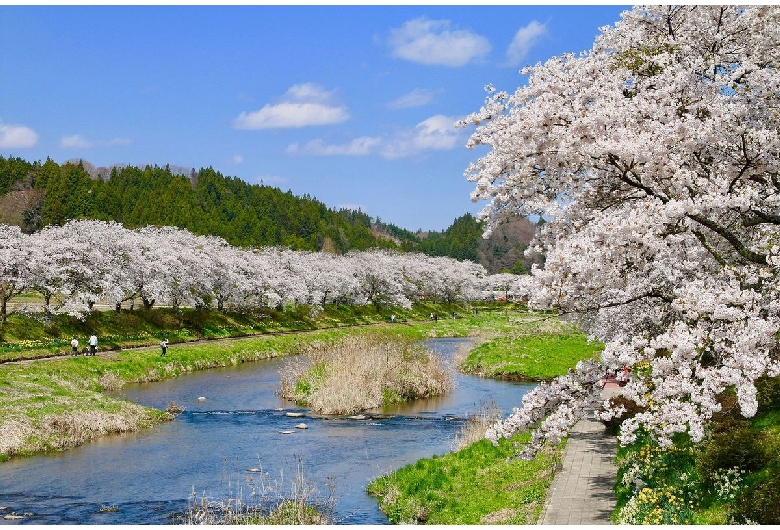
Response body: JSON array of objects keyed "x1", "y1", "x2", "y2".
[
  {"x1": 160, "y1": 338, "x2": 168, "y2": 356},
  {"x1": 88, "y1": 334, "x2": 98, "y2": 356},
  {"x1": 70, "y1": 337, "x2": 79, "y2": 356}
]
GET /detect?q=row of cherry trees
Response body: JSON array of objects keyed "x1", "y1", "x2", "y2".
[
  {"x1": 0, "y1": 220, "x2": 531, "y2": 322},
  {"x1": 462, "y1": 5, "x2": 780, "y2": 455}
]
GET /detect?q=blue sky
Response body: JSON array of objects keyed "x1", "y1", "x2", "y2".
[{"x1": 0, "y1": 3, "x2": 628, "y2": 232}]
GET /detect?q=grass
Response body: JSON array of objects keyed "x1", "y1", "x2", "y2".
[
  {"x1": 183, "y1": 456, "x2": 336, "y2": 525},
  {"x1": 367, "y1": 432, "x2": 564, "y2": 524},
  {"x1": 461, "y1": 327, "x2": 603, "y2": 380},
  {"x1": 451, "y1": 399, "x2": 504, "y2": 451},
  {"x1": 0, "y1": 302, "x2": 451, "y2": 362}
]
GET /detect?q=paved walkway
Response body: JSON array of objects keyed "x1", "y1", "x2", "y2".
[{"x1": 538, "y1": 386, "x2": 621, "y2": 525}]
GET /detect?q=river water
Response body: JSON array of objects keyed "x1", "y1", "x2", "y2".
[{"x1": 0, "y1": 338, "x2": 534, "y2": 525}]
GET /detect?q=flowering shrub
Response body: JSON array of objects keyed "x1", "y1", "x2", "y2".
[
  {"x1": 614, "y1": 436, "x2": 701, "y2": 524},
  {"x1": 614, "y1": 405, "x2": 780, "y2": 524}
]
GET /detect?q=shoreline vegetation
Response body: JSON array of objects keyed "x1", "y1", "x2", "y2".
[
  {"x1": 0, "y1": 301, "x2": 604, "y2": 524},
  {"x1": 3, "y1": 301, "x2": 575, "y2": 461},
  {"x1": 279, "y1": 334, "x2": 453, "y2": 415}
]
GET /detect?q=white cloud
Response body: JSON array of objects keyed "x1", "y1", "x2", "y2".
[
  {"x1": 60, "y1": 134, "x2": 132, "y2": 149},
  {"x1": 287, "y1": 136, "x2": 382, "y2": 156},
  {"x1": 504, "y1": 21, "x2": 546, "y2": 67},
  {"x1": 234, "y1": 103, "x2": 349, "y2": 129},
  {"x1": 286, "y1": 115, "x2": 464, "y2": 160},
  {"x1": 283, "y1": 82, "x2": 336, "y2": 103},
  {"x1": 61, "y1": 134, "x2": 93, "y2": 148},
  {"x1": 410, "y1": 114, "x2": 461, "y2": 150},
  {"x1": 0, "y1": 122, "x2": 38, "y2": 149},
  {"x1": 233, "y1": 83, "x2": 349, "y2": 130},
  {"x1": 232, "y1": 154, "x2": 244, "y2": 165},
  {"x1": 388, "y1": 17, "x2": 491, "y2": 67},
  {"x1": 379, "y1": 115, "x2": 462, "y2": 159},
  {"x1": 387, "y1": 88, "x2": 437, "y2": 109}
]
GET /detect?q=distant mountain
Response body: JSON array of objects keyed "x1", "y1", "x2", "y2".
[{"x1": 0, "y1": 155, "x2": 540, "y2": 272}]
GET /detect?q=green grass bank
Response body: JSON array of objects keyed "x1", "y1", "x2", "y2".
[
  {"x1": 0, "y1": 302, "x2": 456, "y2": 362},
  {"x1": 1, "y1": 302, "x2": 574, "y2": 462},
  {"x1": 366, "y1": 311, "x2": 602, "y2": 525},
  {"x1": 0, "y1": 300, "x2": 609, "y2": 525}
]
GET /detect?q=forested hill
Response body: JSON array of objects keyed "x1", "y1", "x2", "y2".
[{"x1": 0, "y1": 155, "x2": 539, "y2": 272}]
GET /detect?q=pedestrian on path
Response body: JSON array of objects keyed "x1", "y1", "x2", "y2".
[
  {"x1": 70, "y1": 337, "x2": 79, "y2": 356},
  {"x1": 160, "y1": 338, "x2": 168, "y2": 356},
  {"x1": 88, "y1": 334, "x2": 98, "y2": 356}
]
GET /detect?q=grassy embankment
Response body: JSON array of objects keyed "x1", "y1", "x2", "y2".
[
  {"x1": 0, "y1": 302, "x2": 447, "y2": 363},
  {"x1": 367, "y1": 312, "x2": 605, "y2": 525},
  {"x1": 1, "y1": 301, "x2": 609, "y2": 525},
  {"x1": 0, "y1": 301, "x2": 563, "y2": 462},
  {"x1": 0, "y1": 301, "x2": 467, "y2": 461}
]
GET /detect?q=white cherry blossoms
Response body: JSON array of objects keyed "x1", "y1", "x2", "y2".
[{"x1": 466, "y1": 5, "x2": 780, "y2": 456}]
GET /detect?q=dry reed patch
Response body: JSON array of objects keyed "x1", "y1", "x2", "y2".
[
  {"x1": 0, "y1": 418, "x2": 36, "y2": 455},
  {"x1": 452, "y1": 399, "x2": 504, "y2": 451},
  {"x1": 97, "y1": 370, "x2": 124, "y2": 392},
  {"x1": 279, "y1": 336, "x2": 452, "y2": 415},
  {"x1": 183, "y1": 457, "x2": 335, "y2": 525},
  {"x1": 41, "y1": 407, "x2": 145, "y2": 450}
]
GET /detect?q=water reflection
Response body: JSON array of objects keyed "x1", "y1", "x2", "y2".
[{"x1": 0, "y1": 338, "x2": 533, "y2": 525}]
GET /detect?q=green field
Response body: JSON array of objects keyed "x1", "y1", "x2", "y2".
[{"x1": 461, "y1": 332, "x2": 603, "y2": 380}]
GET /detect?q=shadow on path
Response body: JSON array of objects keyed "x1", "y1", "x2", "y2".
[{"x1": 539, "y1": 392, "x2": 619, "y2": 525}]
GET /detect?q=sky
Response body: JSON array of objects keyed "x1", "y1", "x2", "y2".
[{"x1": 0, "y1": 3, "x2": 629, "y2": 232}]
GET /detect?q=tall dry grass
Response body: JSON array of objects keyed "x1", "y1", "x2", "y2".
[
  {"x1": 183, "y1": 456, "x2": 335, "y2": 525},
  {"x1": 279, "y1": 336, "x2": 452, "y2": 415},
  {"x1": 451, "y1": 399, "x2": 504, "y2": 451}
]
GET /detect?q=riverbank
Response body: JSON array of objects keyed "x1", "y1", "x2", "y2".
[
  {"x1": 0, "y1": 301, "x2": 611, "y2": 525},
  {"x1": 0, "y1": 302, "x2": 554, "y2": 461},
  {"x1": 0, "y1": 302, "x2": 462, "y2": 363},
  {"x1": 366, "y1": 316, "x2": 603, "y2": 525}
]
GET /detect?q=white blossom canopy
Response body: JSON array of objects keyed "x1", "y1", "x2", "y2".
[
  {"x1": 0, "y1": 220, "x2": 506, "y2": 321},
  {"x1": 460, "y1": 5, "x2": 780, "y2": 453}
]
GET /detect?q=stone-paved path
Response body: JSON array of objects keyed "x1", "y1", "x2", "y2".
[{"x1": 538, "y1": 387, "x2": 621, "y2": 525}]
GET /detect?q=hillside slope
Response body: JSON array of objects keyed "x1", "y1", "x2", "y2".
[{"x1": 0, "y1": 155, "x2": 539, "y2": 272}]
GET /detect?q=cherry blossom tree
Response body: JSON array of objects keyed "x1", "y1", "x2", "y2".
[
  {"x1": 348, "y1": 249, "x2": 414, "y2": 308},
  {"x1": 3, "y1": 219, "x2": 492, "y2": 321},
  {"x1": 461, "y1": 5, "x2": 780, "y2": 454},
  {"x1": 484, "y1": 272, "x2": 532, "y2": 302},
  {"x1": 0, "y1": 225, "x2": 30, "y2": 322}
]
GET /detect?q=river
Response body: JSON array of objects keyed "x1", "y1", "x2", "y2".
[{"x1": 0, "y1": 338, "x2": 534, "y2": 525}]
